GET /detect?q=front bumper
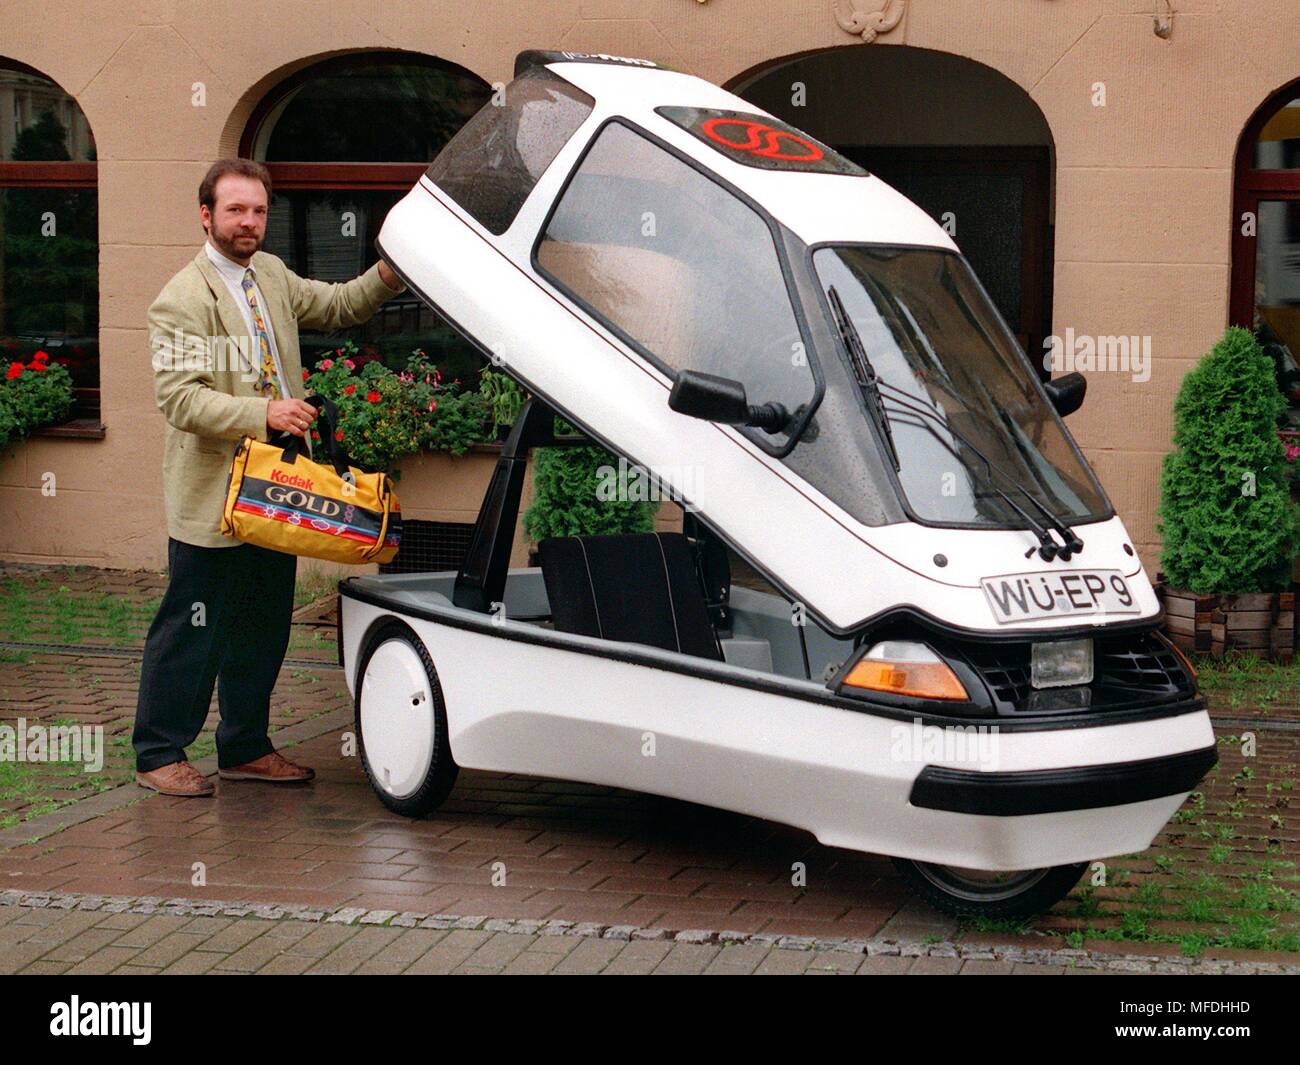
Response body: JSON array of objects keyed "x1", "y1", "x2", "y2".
[{"x1": 909, "y1": 743, "x2": 1218, "y2": 816}]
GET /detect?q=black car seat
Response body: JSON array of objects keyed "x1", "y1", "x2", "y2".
[{"x1": 537, "y1": 532, "x2": 723, "y2": 661}]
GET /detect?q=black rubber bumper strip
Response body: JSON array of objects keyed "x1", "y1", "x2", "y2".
[{"x1": 909, "y1": 743, "x2": 1218, "y2": 817}]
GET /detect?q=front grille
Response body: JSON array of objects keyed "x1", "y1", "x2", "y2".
[
  {"x1": 964, "y1": 644, "x2": 1031, "y2": 707},
  {"x1": 1095, "y1": 634, "x2": 1186, "y2": 691},
  {"x1": 962, "y1": 631, "x2": 1192, "y2": 713}
]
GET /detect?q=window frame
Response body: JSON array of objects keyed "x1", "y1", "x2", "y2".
[
  {"x1": 1230, "y1": 77, "x2": 1300, "y2": 334},
  {"x1": 238, "y1": 51, "x2": 490, "y2": 183},
  {"x1": 238, "y1": 53, "x2": 494, "y2": 373},
  {"x1": 0, "y1": 59, "x2": 102, "y2": 437},
  {"x1": 529, "y1": 115, "x2": 825, "y2": 459}
]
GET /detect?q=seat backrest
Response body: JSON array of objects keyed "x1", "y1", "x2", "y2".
[{"x1": 537, "y1": 532, "x2": 722, "y2": 661}]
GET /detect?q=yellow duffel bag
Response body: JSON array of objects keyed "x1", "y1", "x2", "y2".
[{"x1": 221, "y1": 395, "x2": 401, "y2": 565}]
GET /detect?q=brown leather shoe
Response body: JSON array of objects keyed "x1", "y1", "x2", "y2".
[
  {"x1": 136, "y1": 761, "x2": 214, "y2": 797},
  {"x1": 218, "y1": 751, "x2": 315, "y2": 783}
]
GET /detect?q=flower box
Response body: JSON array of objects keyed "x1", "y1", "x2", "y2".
[
  {"x1": 1159, "y1": 579, "x2": 1295, "y2": 663},
  {"x1": 1209, "y1": 591, "x2": 1295, "y2": 663},
  {"x1": 1157, "y1": 580, "x2": 1217, "y2": 655}
]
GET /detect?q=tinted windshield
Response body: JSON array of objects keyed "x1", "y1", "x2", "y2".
[{"x1": 811, "y1": 245, "x2": 1110, "y2": 528}]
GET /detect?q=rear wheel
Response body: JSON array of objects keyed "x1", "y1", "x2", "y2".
[
  {"x1": 892, "y1": 858, "x2": 1087, "y2": 919},
  {"x1": 355, "y1": 620, "x2": 458, "y2": 817}
]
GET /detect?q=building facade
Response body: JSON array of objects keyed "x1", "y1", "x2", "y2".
[{"x1": 0, "y1": 0, "x2": 1297, "y2": 573}]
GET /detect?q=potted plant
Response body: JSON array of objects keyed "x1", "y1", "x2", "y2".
[
  {"x1": 478, "y1": 367, "x2": 525, "y2": 442},
  {"x1": 304, "y1": 341, "x2": 492, "y2": 473},
  {"x1": 523, "y1": 417, "x2": 657, "y2": 552},
  {"x1": 1157, "y1": 326, "x2": 1299, "y2": 659},
  {"x1": 0, "y1": 351, "x2": 75, "y2": 451}
]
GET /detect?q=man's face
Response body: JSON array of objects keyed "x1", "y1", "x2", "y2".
[{"x1": 202, "y1": 173, "x2": 268, "y2": 262}]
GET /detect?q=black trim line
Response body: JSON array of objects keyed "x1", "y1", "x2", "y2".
[
  {"x1": 339, "y1": 578, "x2": 1206, "y2": 734},
  {"x1": 909, "y1": 744, "x2": 1218, "y2": 816}
]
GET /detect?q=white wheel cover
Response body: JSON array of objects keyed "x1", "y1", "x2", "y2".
[{"x1": 359, "y1": 638, "x2": 437, "y2": 799}]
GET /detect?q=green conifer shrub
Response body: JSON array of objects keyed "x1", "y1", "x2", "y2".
[
  {"x1": 1158, "y1": 326, "x2": 1299, "y2": 592},
  {"x1": 523, "y1": 419, "x2": 657, "y2": 541}
]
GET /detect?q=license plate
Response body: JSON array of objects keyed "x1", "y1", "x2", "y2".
[{"x1": 980, "y1": 569, "x2": 1139, "y2": 624}]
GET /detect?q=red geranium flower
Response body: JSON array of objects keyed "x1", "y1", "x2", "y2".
[
  {"x1": 26, "y1": 361, "x2": 47, "y2": 372},
  {"x1": 334, "y1": 430, "x2": 345, "y2": 442},
  {"x1": 301, "y1": 369, "x2": 309, "y2": 381},
  {"x1": 366, "y1": 391, "x2": 381, "y2": 403},
  {"x1": 33, "y1": 350, "x2": 49, "y2": 363},
  {"x1": 343, "y1": 384, "x2": 357, "y2": 395},
  {"x1": 5, "y1": 363, "x2": 22, "y2": 379}
]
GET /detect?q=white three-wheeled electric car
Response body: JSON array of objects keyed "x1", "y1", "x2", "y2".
[{"x1": 339, "y1": 50, "x2": 1216, "y2": 917}]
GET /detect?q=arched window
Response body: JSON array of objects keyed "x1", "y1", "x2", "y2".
[
  {"x1": 730, "y1": 47, "x2": 1054, "y2": 368},
  {"x1": 240, "y1": 53, "x2": 492, "y2": 379},
  {"x1": 0, "y1": 59, "x2": 99, "y2": 433},
  {"x1": 1232, "y1": 79, "x2": 1300, "y2": 427}
]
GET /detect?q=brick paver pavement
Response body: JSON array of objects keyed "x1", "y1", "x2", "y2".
[
  {"x1": 5, "y1": 894, "x2": 1296, "y2": 974},
  {"x1": 0, "y1": 723, "x2": 926, "y2": 937},
  {"x1": 2, "y1": 563, "x2": 1298, "y2": 965},
  {"x1": 0, "y1": 561, "x2": 343, "y2": 827},
  {"x1": 4, "y1": 720, "x2": 1298, "y2": 949}
]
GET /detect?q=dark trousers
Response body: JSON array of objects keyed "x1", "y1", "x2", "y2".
[{"x1": 133, "y1": 538, "x2": 296, "y2": 772}]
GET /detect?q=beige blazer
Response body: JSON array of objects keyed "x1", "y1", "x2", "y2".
[{"x1": 148, "y1": 247, "x2": 401, "y2": 548}]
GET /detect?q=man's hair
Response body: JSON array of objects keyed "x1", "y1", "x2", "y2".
[{"x1": 199, "y1": 158, "x2": 272, "y2": 212}]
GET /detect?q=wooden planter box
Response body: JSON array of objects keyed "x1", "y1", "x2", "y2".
[
  {"x1": 392, "y1": 445, "x2": 532, "y2": 568},
  {"x1": 1158, "y1": 578, "x2": 1296, "y2": 662},
  {"x1": 1158, "y1": 583, "x2": 1217, "y2": 654},
  {"x1": 1211, "y1": 591, "x2": 1294, "y2": 663}
]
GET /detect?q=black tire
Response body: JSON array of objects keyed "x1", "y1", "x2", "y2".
[
  {"x1": 891, "y1": 857, "x2": 1087, "y2": 920},
  {"x1": 354, "y1": 620, "x2": 458, "y2": 817}
]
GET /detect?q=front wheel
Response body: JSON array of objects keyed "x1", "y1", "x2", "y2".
[
  {"x1": 355, "y1": 620, "x2": 458, "y2": 817},
  {"x1": 891, "y1": 858, "x2": 1087, "y2": 919}
]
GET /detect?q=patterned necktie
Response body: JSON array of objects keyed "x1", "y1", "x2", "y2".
[{"x1": 240, "y1": 268, "x2": 280, "y2": 399}]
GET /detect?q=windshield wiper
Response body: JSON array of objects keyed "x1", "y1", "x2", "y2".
[
  {"x1": 878, "y1": 383, "x2": 1082, "y2": 561},
  {"x1": 990, "y1": 406, "x2": 1085, "y2": 556},
  {"x1": 886, "y1": 378, "x2": 1086, "y2": 557},
  {"x1": 826, "y1": 283, "x2": 1083, "y2": 560},
  {"x1": 827, "y1": 286, "x2": 900, "y2": 471}
]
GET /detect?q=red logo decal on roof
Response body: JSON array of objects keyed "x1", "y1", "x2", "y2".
[{"x1": 699, "y1": 118, "x2": 824, "y2": 163}]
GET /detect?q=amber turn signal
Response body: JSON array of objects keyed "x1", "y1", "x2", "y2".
[{"x1": 842, "y1": 641, "x2": 969, "y2": 701}]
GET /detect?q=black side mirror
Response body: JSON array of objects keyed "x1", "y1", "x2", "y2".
[
  {"x1": 1044, "y1": 371, "x2": 1086, "y2": 417},
  {"x1": 669, "y1": 370, "x2": 790, "y2": 434}
]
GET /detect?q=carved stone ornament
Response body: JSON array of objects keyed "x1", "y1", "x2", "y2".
[
  {"x1": 1153, "y1": 0, "x2": 1174, "y2": 40},
  {"x1": 833, "y1": 0, "x2": 907, "y2": 43}
]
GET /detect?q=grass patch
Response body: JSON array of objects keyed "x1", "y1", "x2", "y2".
[
  {"x1": 0, "y1": 575, "x2": 160, "y2": 647},
  {"x1": 1196, "y1": 652, "x2": 1300, "y2": 714},
  {"x1": 0, "y1": 757, "x2": 120, "y2": 826},
  {"x1": 294, "y1": 570, "x2": 340, "y2": 609},
  {"x1": 185, "y1": 735, "x2": 217, "y2": 762}
]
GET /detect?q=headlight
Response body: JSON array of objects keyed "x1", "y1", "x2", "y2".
[
  {"x1": 842, "y1": 640, "x2": 968, "y2": 701},
  {"x1": 1030, "y1": 638, "x2": 1093, "y2": 689}
]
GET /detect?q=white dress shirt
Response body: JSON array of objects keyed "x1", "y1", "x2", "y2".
[{"x1": 205, "y1": 240, "x2": 289, "y2": 398}]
